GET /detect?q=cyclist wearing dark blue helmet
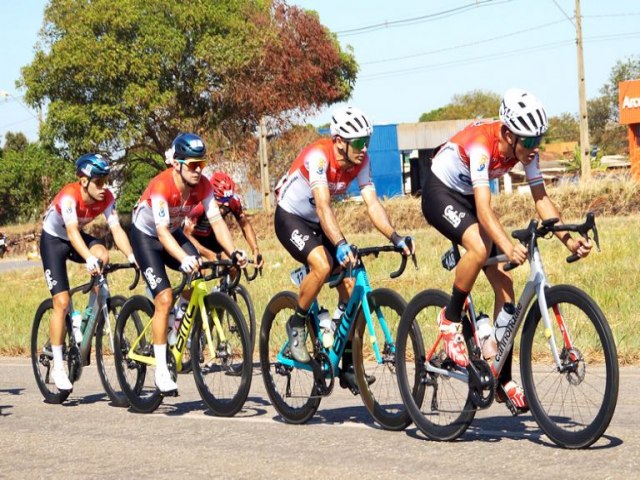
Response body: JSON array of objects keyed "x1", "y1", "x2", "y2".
[
  {"x1": 39, "y1": 153, "x2": 135, "y2": 392},
  {"x1": 131, "y1": 133, "x2": 247, "y2": 393}
]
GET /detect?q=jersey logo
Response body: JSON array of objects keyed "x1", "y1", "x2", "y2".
[
  {"x1": 477, "y1": 154, "x2": 488, "y2": 172},
  {"x1": 443, "y1": 205, "x2": 466, "y2": 228},
  {"x1": 144, "y1": 267, "x2": 163, "y2": 290},
  {"x1": 290, "y1": 229, "x2": 310, "y2": 251},
  {"x1": 45, "y1": 269, "x2": 58, "y2": 291},
  {"x1": 316, "y1": 158, "x2": 326, "y2": 175}
]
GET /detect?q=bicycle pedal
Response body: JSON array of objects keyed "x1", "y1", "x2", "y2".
[{"x1": 159, "y1": 389, "x2": 179, "y2": 397}]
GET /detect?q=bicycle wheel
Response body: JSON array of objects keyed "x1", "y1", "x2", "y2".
[
  {"x1": 396, "y1": 289, "x2": 476, "y2": 441},
  {"x1": 95, "y1": 295, "x2": 128, "y2": 407},
  {"x1": 520, "y1": 285, "x2": 619, "y2": 448},
  {"x1": 231, "y1": 283, "x2": 256, "y2": 355},
  {"x1": 114, "y1": 295, "x2": 163, "y2": 413},
  {"x1": 352, "y1": 288, "x2": 418, "y2": 431},
  {"x1": 31, "y1": 299, "x2": 73, "y2": 403},
  {"x1": 191, "y1": 291, "x2": 253, "y2": 416},
  {"x1": 260, "y1": 291, "x2": 321, "y2": 424}
]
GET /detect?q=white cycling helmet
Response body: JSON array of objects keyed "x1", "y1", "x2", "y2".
[
  {"x1": 330, "y1": 106, "x2": 373, "y2": 139},
  {"x1": 499, "y1": 88, "x2": 549, "y2": 137}
]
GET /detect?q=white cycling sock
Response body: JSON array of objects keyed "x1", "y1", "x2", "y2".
[
  {"x1": 154, "y1": 344, "x2": 168, "y2": 372},
  {"x1": 51, "y1": 344, "x2": 64, "y2": 370}
]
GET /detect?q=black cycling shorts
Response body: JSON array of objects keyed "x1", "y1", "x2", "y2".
[
  {"x1": 421, "y1": 169, "x2": 499, "y2": 258},
  {"x1": 421, "y1": 168, "x2": 479, "y2": 245},
  {"x1": 130, "y1": 225, "x2": 198, "y2": 298},
  {"x1": 40, "y1": 230, "x2": 104, "y2": 296},
  {"x1": 274, "y1": 206, "x2": 337, "y2": 266}
]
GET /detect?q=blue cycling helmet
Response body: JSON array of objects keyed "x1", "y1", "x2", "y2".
[
  {"x1": 172, "y1": 133, "x2": 206, "y2": 159},
  {"x1": 75, "y1": 153, "x2": 110, "y2": 178}
]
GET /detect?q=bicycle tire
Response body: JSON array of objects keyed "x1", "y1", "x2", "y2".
[
  {"x1": 396, "y1": 289, "x2": 476, "y2": 441},
  {"x1": 95, "y1": 295, "x2": 128, "y2": 407},
  {"x1": 520, "y1": 285, "x2": 619, "y2": 448},
  {"x1": 260, "y1": 291, "x2": 321, "y2": 424},
  {"x1": 114, "y1": 295, "x2": 163, "y2": 413},
  {"x1": 353, "y1": 288, "x2": 419, "y2": 431},
  {"x1": 191, "y1": 291, "x2": 253, "y2": 416},
  {"x1": 231, "y1": 283, "x2": 256, "y2": 355},
  {"x1": 30, "y1": 299, "x2": 72, "y2": 404}
]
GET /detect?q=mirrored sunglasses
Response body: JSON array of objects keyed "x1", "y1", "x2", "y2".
[
  {"x1": 347, "y1": 136, "x2": 371, "y2": 150},
  {"x1": 519, "y1": 135, "x2": 543, "y2": 149},
  {"x1": 177, "y1": 159, "x2": 206, "y2": 171}
]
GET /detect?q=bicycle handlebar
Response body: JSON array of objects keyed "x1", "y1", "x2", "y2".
[
  {"x1": 80, "y1": 261, "x2": 139, "y2": 294},
  {"x1": 506, "y1": 211, "x2": 599, "y2": 270},
  {"x1": 172, "y1": 258, "x2": 244, "y2": 297},
  {"x1": 243, "y1": 254, "x2": 263, "y2": 282},
  {"x1": 328, "y1": 240, "x2": 417, "y2": 288}
]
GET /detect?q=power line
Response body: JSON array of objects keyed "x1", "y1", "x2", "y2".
[
  {"x1": 336, "y1": 0, "x2": 511, "y2": 37},
  {"x1": 359, "y1": 31, "x2": 640, "y2": 82},
  {"x1": 551, "y1": 0, "x2": 575, "y2": 27},
  {"x1": 361, "y1": 18, "x2": 569, "y2": 66}
]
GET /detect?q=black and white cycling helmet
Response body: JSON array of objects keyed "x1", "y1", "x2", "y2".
[
  {"x1": 330, "y1": 106, "x2": 373, "y2": 139},
  {"x1": 499, "y1": 88, "x2": 549, "y2": 137}
]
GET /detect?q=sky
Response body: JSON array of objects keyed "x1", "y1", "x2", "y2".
[{"x1": 1, "y1": 0, "x2": 640, "y2": 143}]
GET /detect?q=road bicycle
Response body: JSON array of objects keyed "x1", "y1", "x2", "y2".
[
  {"x1": 395, "y1": 213, "x2": 619, "y2": 448},
  {"x1": 114, "y1": 259, "x2": 252, "y2": 415},
  {"x1": 31, "y1": 262, "x2": 139, "y2": 405},
  {"x1": 179, "y1": 255, "x2": 261, "y2": 374},
  {"x1": 260, "y1": 242, "x2": 422, "y2": 430}
]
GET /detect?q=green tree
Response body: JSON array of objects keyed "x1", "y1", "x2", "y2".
[
  {"x1": 599, "y1": 55, "x2": 640, "y2": 122},
  {"x1": 2, "y1": 132, "x2": 29, "y2": 153},
  {"x1": 419, "y1": 90, "x2": 500, "y2": 122},
  {"x1": 0, "y1": 144, "x2": 74, "y2": 224},
  {"x1": 19, "y1": 0, "x2": 357, "y2": 172},
  {"x1": 546, "y1": 113, "x2": 579, "y2": 143}
]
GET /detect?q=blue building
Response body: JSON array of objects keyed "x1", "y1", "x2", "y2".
[{"x1": 319, "y1": 124, "x2": 403, "y2": 199}]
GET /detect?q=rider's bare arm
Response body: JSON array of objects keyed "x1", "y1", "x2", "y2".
[
  {"x1": 361, "y1": 188, "x2": 395, "y2": 238},
  {"x1": 157, "y1": 223, "x2": 191, "y2": 262},
  {"x1": 313, "y1": 186, "x2": 345, "y2": 246},
  {"x1": 110, "y1": 223, "x2": 135, "y2": 260},
  {"x1": 474, "y1": 185, "x2": 513, "y2": 255},
  {"x1": 210, "y1": 218, "x2": 236, "y2": 258},
  {"x1": 238, "y1": 214, "x2": 260, "y2": 258},
  {"x1": 65, "y1": 222, "x2": 93, "y2": 261},
  {"x1": 530, "y1": 183, "x2": 592, "y2": 257},
  {"x1": 183, "y1": 221, "x2": 218, "y2": 261}
]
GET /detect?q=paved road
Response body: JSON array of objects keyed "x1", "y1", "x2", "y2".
[
  {"x1": 0, "y1": 357, "x2": 638, "y2": 479},
  {"x1": 0, "y1": 259, "x2": 40, "y2": 272}
]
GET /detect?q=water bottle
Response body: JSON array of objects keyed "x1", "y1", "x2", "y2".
[
  {"x1": 80, "y1": 307, "x2": 93, "y2": 333},
  {"x1": 167, "y1": 309, "x2": 177, "y2": 346},
  {"x1": 476, "y1": 313, "x2": 497, "y2": 359},
  {"x1": 494, "y1": 302, "x2": 516, "y2": 344},
  {"x1": 71, "y1": 310, "x2": 83, "y2": 344},
  {"x1": 318, "y1": 308, "x2": 334, "y2": 349},
  {"x1": 332, "y1": 302, "x2": 347, "y2": 324}
]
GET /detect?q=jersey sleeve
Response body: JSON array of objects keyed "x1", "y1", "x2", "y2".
[
  {"x1": 306, "y1": 149, "x2": 330, "y2": 191},
  {"x1": 467, "y1": 140, "x2": 492, "y2": 190},
  {"x1": 357, "y1": 157, "x2": 375, "y2": 192},
  {"x1": 202, "y1": 191, "x2": 222, "y2": 224},
  {"x1": 229, "y1": 195, "x2": 245, "y2": 219},
  {"x1": 59, "y1": 194, "x2": 79, "y2": 226},
  {"x1": 524, "y1": 153, "x2": 544, "y2": 187},
  {"x1": 103, "y1": 195, "x2": 120, "y2": 228},
  {"x1": 187, "y1": 203, "x2": 205, "y2": 224}
]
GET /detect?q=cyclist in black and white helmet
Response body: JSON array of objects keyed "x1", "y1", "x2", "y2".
[
  {"x1": 421, "y1": 88, "x2": 592, "y2": 413},
  {"x1": 273, "y1": 106, "x2": 414, "y2": 394}
]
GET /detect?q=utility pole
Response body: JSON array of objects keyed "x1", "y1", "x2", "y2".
[
  {"x1": 575, "y1": 0, "x2": 591, "y2": 180},
  {"x1": 258, "y1": 118, "x2": 271, "y2": 213}
]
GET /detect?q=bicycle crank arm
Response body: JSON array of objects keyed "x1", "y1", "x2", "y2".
[{"x1": 424, "y1": 361, "x2": 469, "y2": 382}]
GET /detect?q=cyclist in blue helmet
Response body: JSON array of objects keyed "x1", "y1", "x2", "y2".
[
  {"x1": 39, "y1": 153, "x2": 136, "y2": 392},
  {"x1": 131, "y1": 133, "x2": 247, "y2": 393}
]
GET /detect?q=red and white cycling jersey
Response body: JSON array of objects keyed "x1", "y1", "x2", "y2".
[
  {"x1": 133, "y1": 168, "x2": 221, "y2": 237},
  {"x1": 431, "y1": 119, "x2": 544, "y2": 195},
  {"x1": 43, "y1": 182, "x2": 119, "y2": 240},
  {"x1": 276, "y1": 138, "x2": 375, "y2": 222},
  {"x1": 186, "y1": 193, "x2": 244, "y2": 237}
]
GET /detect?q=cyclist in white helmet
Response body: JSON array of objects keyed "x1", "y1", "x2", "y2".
[
  {"x1": 421, "y1": 88, "x2": 592, "y2": 413},
  {"x1": 274, "y1": 105, "x2": 414, "y2": 393}
]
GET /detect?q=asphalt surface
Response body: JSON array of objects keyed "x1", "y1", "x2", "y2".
[
  {"x1": 0, "y1": 258, "x2": 40, "y2": 272},
  {"x1": 0, "y1": 357, "x2": 638, "y2": 479}
]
